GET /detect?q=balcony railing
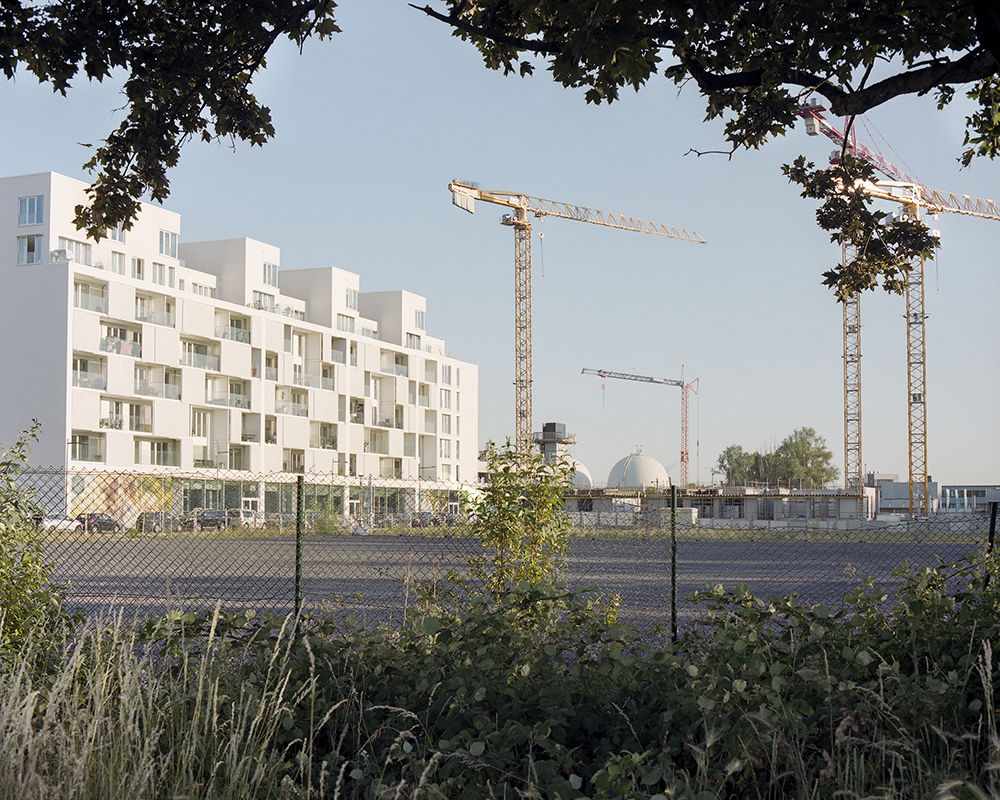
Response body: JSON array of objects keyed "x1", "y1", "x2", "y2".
[
  {"x1": 349, "y1": 411, "x2": 364, "y2": 425},
  {"x1": 275, "y1": 400, "x2": 308, "y2": 417},
  {"x1": 329, "y1": 351, "x2": 345, "y2": 365},
  {"x1": 136, "y1": 309, "x2": 175, "y2": 327},
  {"x1": 100, "y1": 337, "x2": 141, "y2": 357},
  {"x1": 215, "y1": 325, "x2": 250, "y2": 344},
  {"x1": 424, "y1": 422, "x2": 437, "y2": 434},
  {"x1": 72, "y1": 448, "x2": 104, "y2": 463},
  {"x1": 72, "y1": 369, "x2": 106, "y2": 390},
  {"x1": 418, "y1": 395, "x2": 429, "y2": 408},
  {"x1": 129, "y1": 420, "x2": 152, "y2": 433},
  {"x1": 99, "y1": 416, "x2": 123, "y2": 430},
  {"x1": 424, "y1": 371, "x2": 436, "y2": 383},
  {"x1": 241, "y1": 432, "x2": 257, "y2": 442},
  {"x1": 136, "y1": 451, "x2": 180, "y2": 467},
  {"x1": 309, "y1": 435, "x2": 337, "y2": 450},
  {"x1": 75, "y1": 294, "x2": 106, "y2": 313},
  {"x1": 264, "y1": 366, "x2": 277, "y2": 381},
  {"x1": 135, "y1": 380, "x2": 163, "y2": 398},
  {"x1": 207, "y1": 391, "x2": 250, "y2": 409},
  {"x1": 181, "y1": 352, "x2": 220, "y2": 371}
]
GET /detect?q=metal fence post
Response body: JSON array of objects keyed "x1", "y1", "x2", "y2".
[
  {"x1": 295, "y1": 474, "x2": 304, "y2": 617},
  {"x1": 671, "y1": 484, "x2": 678, "y2": 644}
]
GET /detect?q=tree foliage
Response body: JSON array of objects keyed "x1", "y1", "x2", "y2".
[
  {"x1": 3, "y1": 0, "x2": 340, "y2": 239},
  {"x1": 715, "y1": 426, "x2": 838, "y2": 488},
  {"x1": 469, "y1": 440, "x2": 575, "y2": 592},
  {"x1": 416, "y1": 0, "x2": 999, "y2": 298}
]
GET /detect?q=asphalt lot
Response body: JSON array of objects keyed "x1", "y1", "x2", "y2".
[{"x1": 44, "y1": 531, "x2": 988, "y2": 630}]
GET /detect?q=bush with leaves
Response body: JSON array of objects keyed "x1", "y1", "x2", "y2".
[
  {"x1": 468, "y1": 439, "x2": 576, "y2": 593},
  {"x1": 0, "y1": 422, "x2": 81, "y2": 664}
]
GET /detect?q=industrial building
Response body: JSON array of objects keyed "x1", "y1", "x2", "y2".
[{"x1": 0, "y1": 172, "x2": 478, "y2": 491}]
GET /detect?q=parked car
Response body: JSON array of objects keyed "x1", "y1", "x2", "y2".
[
  {"x1": 227, "y1": 508, "x2": 266, "y2": 529},
  {"x1": 76, "y1": 512, "x2": 123, "y2": 534},
  {"x1": 436, "y1": 512, "x2": 458, "y2": 527},
  {"x1": 136, "y1": 512, "x2": 181, "y2": 534},
  {"x1": 181, "y1": 509, "x2": 229, "y2": 531},
  {"x1": 40, "y1": 513, "x2": 82, "y2": 533}
]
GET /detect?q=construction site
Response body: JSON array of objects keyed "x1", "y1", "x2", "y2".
[{"x1": 452, "y1": 98, "x2": 999, "y2": 525}]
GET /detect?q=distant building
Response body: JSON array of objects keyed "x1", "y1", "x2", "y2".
[{"x1": 0, "y1": 172, "x2": 478, "y2": 485}]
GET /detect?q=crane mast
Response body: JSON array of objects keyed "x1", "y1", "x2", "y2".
[
  {"x1": 796, "y1": 101, "x2": 1000, "y2": 516},
  {"x1": 451, "y1": 181, "x2": 706, "y2": 451},
  {"x1": 581, "y1": 367, "x2": 700, "y2": 488}
]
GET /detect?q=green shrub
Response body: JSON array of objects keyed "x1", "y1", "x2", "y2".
[{"x1": 0, "y1": 422, "x2": 81, "y2": 665}]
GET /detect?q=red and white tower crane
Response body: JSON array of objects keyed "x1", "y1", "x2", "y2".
[{"x1": 581, "y1": 367, "x2": 699, "y2": 488}]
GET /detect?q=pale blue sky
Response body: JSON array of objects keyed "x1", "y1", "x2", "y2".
[{"x1": 3, "y1": 2, "x2": 998, "y2": 485}]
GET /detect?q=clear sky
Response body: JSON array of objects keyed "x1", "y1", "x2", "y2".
[{"x1": 3, "y1": 2, "x2": 998, "y2": 486}]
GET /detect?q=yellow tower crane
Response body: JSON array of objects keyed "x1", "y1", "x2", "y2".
[
  {"x1": 449, "y1": 180, "x2": 706, "y2": 451},
  {"x1": 796, "y1": 101, "x2": 1000, "y2": 516},
  {"x1": 581, "y1": 367, "x2": 700, "y2": 488}
]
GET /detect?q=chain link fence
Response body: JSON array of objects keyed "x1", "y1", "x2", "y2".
[{"x1": 17, "y1": 468, "x2": 997, "y2": 632}]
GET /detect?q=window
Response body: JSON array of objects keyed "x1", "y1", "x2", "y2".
[
  {"x1": 263, "y1": 262, "x2": 278, "y2": 287},
  {"x1": 18, "y1": 196, "x2": 44, "y2": 225},
  {"x1": 168, "y1": 266, "x2": 175, "y2": 288},
  {"x1": 151, "y1": 262, "x2": 165, "y2": 285},
  {"x1": 58, "y1": 237, "x2": 91, "y2": 265},
  {"x1": 441, "y1": 414, "x2": 451, "y2": 434},
  {"x1": 440, "y1": 439, "x2": 451, "y2": 459},
  {"x1": 336, "y1": 314, "x2": 355, "y2": 333},
  {"x1": 131, "y1": 257, "x2": 144, "y2": 280},
  {"x1": 159, "y1": 230, "x2": 178, "y2": 258},
  {"x1": 415, "y1": 310, "x2": 425, "y2": 330},
  {"x1": 441, "y1": 365, "x2": 451, "y2": 385},
  {"x1": 191, "y1": 282, "x2": 215, "y2": 298},
  {"x1": 191, "y1": 409, "x2": 209, "y2": 438},
  {"x1": 17, "y1": 235, "x2": 42, "y2": 264},
  {"x1": 346, "y1": 287, "x2": 358, "y2": 310},
  {"x1": 110, "y1": 252, "x2": 125, "y2": 275},
  {"x1": 109, "y1": 223, "x2": 126, "y2": 243},
  {"x1": 253, "y1": 290, "x2": 275, "y2": 311},
  {"x1": 439, "y1": 389, "x2": 451, "y2": 409},
  {"x1": 406, "y1": 333, "x2": 421, "y2": 350}
]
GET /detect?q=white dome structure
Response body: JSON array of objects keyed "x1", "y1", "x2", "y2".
[
  {"x1": 607, "y1": 451, "x2": 671, "y2": 490},
  {"x1": 568, "y1": 458, "x2": 593, "y2": 488}
]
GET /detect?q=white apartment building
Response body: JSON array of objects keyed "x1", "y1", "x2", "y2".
[{"x1": 0, "y1": 172, "x2": 478, "y2": 493}]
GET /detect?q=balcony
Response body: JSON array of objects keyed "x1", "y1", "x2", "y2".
[
  {"x1": 349, "y1": 411, "x2": 364, "y2": 425},
  {"x1": 75, "y1": 294, "x2": 106, "y2": 313},
  {"x1": 309, "y1": 435, "x2": 337, "y2": 450},
  {"x1": 241, "y1": 432, "x2": 257, "y2": 442},
  {"x1": 136, "y1": 450, "x2": 180, "y2": 467},
  {"x1": 72, "y1": 369, "x2": 106, "y2": 390},
  {"x1": 181, "y1": 352, "x2": 220, "y2": 371},
  {"x1": 129, "y1": 419, "x2": 152, "y2": 433},
  {"x1": 215, "y1": 325, "x2": 250, "y2": 344},
  {"x1": 329, "y1": 351, "x2": 345, "y2": 365},
  {"x1": 71, "y1": 447, "x2": 104, "y2": 463},
  {"x1": 98, "y1": 416, "x2": 123, "y2": 430},
  {"x1": 136, "y1": 309, "x2": 175, "y2": 327},
  {"x1": 293, "y1": 373, "x2": 324, "y2": 389},
  {"x1": 207, "y1": 391, "x2": 250, "y2": 409},
  {"x1": 264, "y1": 366, "x2": 277, "y2": 381},
  {"x1": 135, "y1": 381, "x2": 181, "y2": 400},
  {"x1": 275, "y1": 400, "x2": 308, "y2": 417},
  {"x1": 100, "y1": 337, "x2": 141, "y2": 357}
]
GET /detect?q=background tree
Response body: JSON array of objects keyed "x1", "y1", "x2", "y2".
[
  {"x1": 715, "y1": 427, "x2": 838, "y2": 488},
  {"x1": 415, "y1": 0, "x2": 998, "y2": 298},
  {"x1": 2, "y1": 0, "x2": 340, "y2": 238}
]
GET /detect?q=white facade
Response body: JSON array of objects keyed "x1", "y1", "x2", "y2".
[{"x1": 0, "y1": 172, "x2": 478, "y2": 483}]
